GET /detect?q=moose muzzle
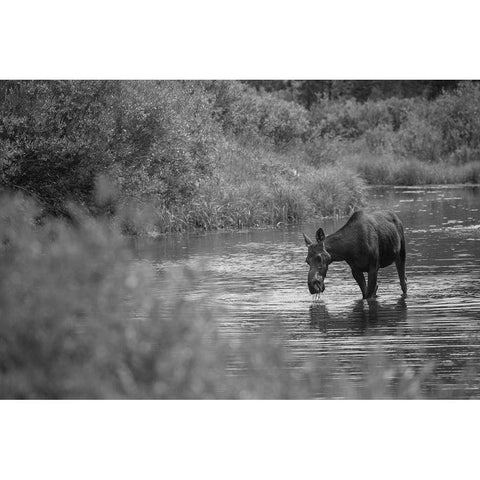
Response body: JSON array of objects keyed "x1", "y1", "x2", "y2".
[{"x1": 308, "y1": 271, "x2": 325, "y2": 294}]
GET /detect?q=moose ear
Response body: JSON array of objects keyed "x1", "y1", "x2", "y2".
[
  {"x1": 315, "y1": 227, "x2": 325, "y2": 243},
  {"x1": 303, "y1": 233, "x2": 313, "y2": 247}
]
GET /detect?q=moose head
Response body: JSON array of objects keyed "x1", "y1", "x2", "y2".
[{"x1": 303, "y1": 227, "x2": 332, "y2": 295}]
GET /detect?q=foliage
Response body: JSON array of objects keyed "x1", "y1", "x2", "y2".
[
  {"x1": 2, "y1": 79, "x2": 480, "y2": 235},
  {"x1": 307, "y1": 83, "x2": 480, "y2": 179},
  {"x1": 111, "y1": 81, "x2": 220, "y2": 206},
  {"x1": 0, "y1": 81, "x2": 219, "y2": 215},
  {"x1": 393, "y1": 112, "x2": 443, "y2": 162},
  {"x1": 0, "y1": 193, "x2": 230, "y2": 398},
  {"x1": 429, "y1": 81, "x2": 480, "y2": 162},
  {"x1": 114, "y1": 140, "x2": 366, "y2": 235},
  {"x1": 246, "y1": 80, "x2": 461, "y2": 106},
  {"x1": 0, "y1": 81, "x2": 116, "y2": 214},
  {"x1": 207, "y1": 81, "x2": 310, "y2": 145},
  {"x1": 310, "y1": 97, "x2": 393, "y2": 139}
]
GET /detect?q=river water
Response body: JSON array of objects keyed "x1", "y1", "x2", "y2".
[{"x1": 135, "y1": 186, "x2": 480, "y2": 398}]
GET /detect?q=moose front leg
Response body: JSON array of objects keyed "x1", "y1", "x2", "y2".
[
  {"x1": 351, "y1": 268, "x2": 366, "y2": 298},
  {"x1": 366, "y1": 266, "x2": 379, "y2": 299}
]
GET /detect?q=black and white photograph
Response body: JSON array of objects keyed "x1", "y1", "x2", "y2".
[
  {"x1": 2, "y1": 1, "x2": 479, "y2": 479},
  {"x1": 2, "y1": 78, "x2": 480, "y2": 400}
]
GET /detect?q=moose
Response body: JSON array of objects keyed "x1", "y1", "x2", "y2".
[{"x1": 303, "y1": 210, "x2": 407, "y2": 299}]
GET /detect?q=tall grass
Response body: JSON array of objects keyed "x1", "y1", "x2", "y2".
[
  {"x1": 3, "y1": 193, "x2": 469, "y2": 399},
  {"x1": 340, "y1": 153, "x2": 480, "y2": 186},
  {"x1": 113, "y1": 140, "x2": 367, "y2": 235}
]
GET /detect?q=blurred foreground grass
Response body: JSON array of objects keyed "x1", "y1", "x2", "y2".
[{"x1": 0, "y1": 193, "x2": 475, "y2": 399}]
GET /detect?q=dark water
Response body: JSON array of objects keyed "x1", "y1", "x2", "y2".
[{"x1": 136, "y1": 186, "x2": 480, "y2": 398}]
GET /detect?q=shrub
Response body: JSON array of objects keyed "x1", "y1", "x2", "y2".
[
  {"x1": 431, "y1": 81, "x2": 480, "y2": 159},
  {"x1": 304, "y1": 132, "x2": 348, "y2": 166},
  {"x1": 207, "y1": 81, "x2": 310, "y2": 145},
  {"x1": 0, "y1": 81, "x2": 117, "y2": 214},
  {"x1": 0, "y1": 194, "x2": 132, "y2": 397},
  {"x1": 0, "y1": 193, "x2": 233, "y2": 398},
  {"x1": 363, "y1": 124, "x2": 395, "y2": 154},
  {"x1": 310, "y1": 98, "x2": 394, "y2": 139},
  {"x1": 255, "y1": 92, "x2": 310, "y2": 145},
  {"x1": 112, "y1": 81, "x2": 220, "y2": 207},
  {"x1": 0, "y1": 81, "x2": 220, "y2": 215},
  {"x1": 394, "y1": 111, "x2": 443, "y2": 162}
]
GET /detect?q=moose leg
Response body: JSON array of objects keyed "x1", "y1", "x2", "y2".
[
  {"x1": 366, "y1": 266, "x2": 378, "y2": 299},
  {"x1": 395, "y1": 254, "x2": 407, "y2": 296},
  {"x1": 395, "y1": 233, "x2": 408, "y2": 296},
  {"x1": 351, "y1": 268, "x2": 366, "y2": 298}
]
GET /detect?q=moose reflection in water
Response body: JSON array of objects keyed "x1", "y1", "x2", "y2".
[
  {"x1": 309, "y1": 297, "x2": 408, "y2": 333},
  {"x1": 304, "y1": 210, "x2": 408, "y2": 299}
]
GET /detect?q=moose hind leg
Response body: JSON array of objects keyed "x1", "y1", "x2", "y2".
[
  {"x1": 351, "y1": 268, "x2": 366, "y2": 298},
  {"x1": 395, "y1": 256, "x2": 407, "y2": 296},
  {"x1": 366, "y1": 266, "x2": 378, "y2": 299}
]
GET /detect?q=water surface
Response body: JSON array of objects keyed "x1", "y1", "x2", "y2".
[{"x1": 136, "y1": 186, "x2": 480, "y2": 398}]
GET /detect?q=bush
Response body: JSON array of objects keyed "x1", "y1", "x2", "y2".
[
  {"x1": 0, "y1": 81, "x2": 117, "y2": 214},
  {"x1": 0, "y1": 193, "x2": 233, "y2": 398},
  {"x1": 0, "y1": 194, "x2": 132, "y2": 397},
  {"x1": 394, "y1": 111, "x2": 443, "y2": 162},
  {"x1": 431, "y1": 81, "x2": 480, "y2": 159},
  {"x1": 0, "y1": 81, "x2": 220, "y2": 215},
  {"x1": 310, "y1": 98, "x2": 394, "y2": 139},
  {"x1": 207, "y1": 81, "x2": 310, "y2": 145},
  {"x1": 111, "y1": 81, "x2": 220, "y2": 207},
  {"x1": 304, "y1": 133, "x2": 349, "y2": 166},
  {"x1": 363, "y1": 124, "x2": 396, "y2": 154},
  {"x1": 307, "y1": 84, "x2": 480, "y2": 181}
]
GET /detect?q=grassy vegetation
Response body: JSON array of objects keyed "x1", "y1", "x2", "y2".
[
  {"x1": 2, "y1": 193, "x2": 471, "y2": 399},
  {"x1": 2, "y1": 80, "x2": 480, "y2": 235},
  {"x1": 117, "y1": 140, "x2": 365, "y2": 235},
  {"x1": 305, "y1": 83, "x2": 480, "y2": 187},
  {"x1": 340, "y1": 153, "x2": 480, "y2": 185},
  {"x1": 0, "y1": 81, "x2": 367, "y2": 234}
]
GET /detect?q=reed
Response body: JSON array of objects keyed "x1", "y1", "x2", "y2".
[{"x1": 340, "y1": 153, "x2": 480, "y2": 186}]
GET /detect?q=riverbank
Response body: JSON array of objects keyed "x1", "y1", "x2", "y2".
[
  {"x1": 116, "y1": 140, "x2": 367, "y2": 235},
  {"x1": 115, "y1": 148, "x2": 480, "y2": 236},
  {"x1": 3, "y1": 81, "x2": 480, "y2": 236}
]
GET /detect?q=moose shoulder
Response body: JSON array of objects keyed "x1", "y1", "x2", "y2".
[{"x1": 303, "y1": 210, "x2": 407, "y2": 299}]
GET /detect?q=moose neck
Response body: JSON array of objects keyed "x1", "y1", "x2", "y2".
[{"x1": 324, "y1": 232, "x2": 350, "y2": 263}]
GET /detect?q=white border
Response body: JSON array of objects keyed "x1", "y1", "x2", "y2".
[
  {"x1": 1, "y1": 401, "x2": 478, "y2": 479},
  {"x1": 1, "y1": 1, "x2": 480, "y2": 79},
  {"x1": 1, "y1": 1, "x2": 478, "y2": 478}
]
